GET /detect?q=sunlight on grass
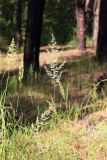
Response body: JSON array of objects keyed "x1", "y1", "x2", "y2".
[
  {"x1": 0, "y1": 115, "x2": 107, "y2": 159},
  {"x1": 1, "y1": 50, "x2": 107, "y2": 159}
]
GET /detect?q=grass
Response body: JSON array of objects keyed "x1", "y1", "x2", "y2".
[
  {"x1": 1, "y1": 49, "x2": 107, "y2": 159},
  {"x1": 0, "y1": 112, "x2": 107, "y2": 159}
]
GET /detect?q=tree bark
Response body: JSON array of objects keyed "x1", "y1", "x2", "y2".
[
  {"x1": 23, "y1": 0, "x2": 45, "y2": 81},
  {"x1": 85, "y1": 0, "x2": 90, "y2": 12},
  {"x1": 93, "y1": 0, "x2": 101, "y2": 49},
  {"x1": 16, "y1": 0, "x2": 22, "y2": 50},
  {"x1": 75, "y1": 0, "x2": 86, "y2": 50},
  {"x1": 96, "y1": 0, "x2": 107, "y2": 63}
]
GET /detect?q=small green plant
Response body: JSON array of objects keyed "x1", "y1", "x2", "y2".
[
  {"x1": 44, "y1": 35, "x2": 83, "y2": 121},
  {"x1": 44, "y1": 33, "x2": 66, "y2": 106},
  {"x1": 85, "y1": 79, "x2": 107, "y2": 106},
  {"x1": 44, "y1": 34, "x2": 84, "y2": 120},
  {"x1": 44, "y1": 33, "x2": 66, "y2": 87},
  {"x1": 30, "y1": 108, "x2": 54, "y2": 132},
  {"x1": 43, "y1": 34, "x2": 67, "y2": 124},
  {"x1": 7, "y1": 38, "x2": 17, "y2": 54}
]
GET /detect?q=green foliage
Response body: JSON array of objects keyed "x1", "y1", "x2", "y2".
[
  {"x1": 0, "y1": 0, "x2": 94, "y2": 51},
  {"x1": 0, "y1": 36, "x2": 8, "y2": 52},
  {"x1": 0, "y1": 0, "x2": 77, "y2": 49},
  {"x1": 0, "y1": 0, "x2": 15, "y2": 50},
  {"x1": 42, "y1": 0, "x2": 76, "y2": 44}
]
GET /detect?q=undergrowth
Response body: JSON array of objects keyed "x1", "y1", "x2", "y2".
[
  {"x1": 1, "y1": 68, "x2": 107, "y2": 159},
  {"x1": 0, "y1": 37, "x2": 107, "y2": 159}
]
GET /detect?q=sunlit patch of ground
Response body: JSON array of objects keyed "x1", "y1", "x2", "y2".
[
  {"x1": 0, "y1": 48, "x2": 95, "y2": 73},
  {"x1": 1, "y1": 48, "x2": 107, "y2": 122}
]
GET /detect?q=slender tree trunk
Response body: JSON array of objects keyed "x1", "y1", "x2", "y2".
[
  {"x1": 93, "y1": 0, "x2": 101, "y2": 49},
  {"x1": 16, "y1": 0, "x2": 22, "y2": 50},
  {"x1": 23, "y1": 0, "x2": 45, "y2": 81},
  {"x1": 96, "y1": 0, "x2": 107, "y2": 63},
  {"x1": 85, "y1": 0, "x2": 90, "y2": 12},
  {"x1": 75, "y1": 0, "x2": 86, "y2": 50}
]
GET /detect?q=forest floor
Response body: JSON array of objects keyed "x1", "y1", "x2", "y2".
[
  {"x1": 0, "y1": 48, "x2": 107, "y2": 159},
  {"x1": 0, "y1": 47, "x2": 95, "y2": 72},
  {"x1": 0, "y1": 47, "x2": 107, "y2": 121}
]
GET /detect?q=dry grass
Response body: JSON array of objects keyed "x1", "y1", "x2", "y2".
[
  {"x1": 0, "y1": 48, "x2": 95, "y2": 73},
  {"x1": 0, "y1": 54, "x2": 22, "y2": 72},
  {"x1": 2, "y1": 109, "x2": 107, "y2": 160}
]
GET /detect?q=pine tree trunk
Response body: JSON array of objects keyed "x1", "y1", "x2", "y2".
[
  {"x1": 96, "y1": 0, "x2": 107, "y2": 63},
  {"x1": 75, "y1": 0, "x2": 86, "y2": 50},
  {"x1": 93, "y1": 0, "x2": 101, "y2": 49},
  {"x1": 16, "y1": 0, "x2": 22, "y2": 50},
  {"x1": 23, "y1": 0, "x2": 45, "y2": 81}
]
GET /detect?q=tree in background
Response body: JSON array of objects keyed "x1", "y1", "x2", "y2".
[
  {"x1": 23, "y1": 0, "x2": 45, "y2": 81},
  {"x1": 96, "y1": 0, "x2": 107, "y2": 63},
  {"x1": 93, "y1": 0, "x2": 101, "y2": 49},
  {"x1": 16, "y1": 0, "x2": 22, "y2": 50},
  {"x1": 75, "y1": 0, "x2": 86, "y2": 50},
  {"x1": 0, "y1": 0, "x2": 93, "y2": 52}
]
